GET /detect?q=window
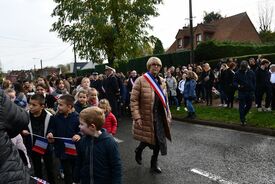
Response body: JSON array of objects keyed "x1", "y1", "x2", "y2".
[
  {"x1": 196, "y1": 34, "x2": 202, "y2": 45},
  {"x1": 177, "y1": 39, "x2": 183, "y2": 48}
]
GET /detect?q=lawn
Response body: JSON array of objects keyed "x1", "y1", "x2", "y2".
[{"x1": 170, "y1": 105, "x2": 275, "y2": 129}]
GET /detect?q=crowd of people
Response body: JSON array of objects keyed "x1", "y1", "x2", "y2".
[{"x1": 0, "y1": 55, "x2": 274, "y2": 183}]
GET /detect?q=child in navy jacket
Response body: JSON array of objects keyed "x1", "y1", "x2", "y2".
[
  {"x1": 47, "y1": 94, "x2": 81, "y2": 184},
  {"x1": 75, "y1": 106, "x2": 122, "y2": 184}
]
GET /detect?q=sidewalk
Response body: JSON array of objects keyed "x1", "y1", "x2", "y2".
[
  {"x1": 173, "y1": 116, "x2": 275, "y2": 137},
  {"x1": 172, "y1": 98, "x2": 275, "y2": 137}
]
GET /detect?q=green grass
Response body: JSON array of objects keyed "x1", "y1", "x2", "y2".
[{"x1": 171, "y1": 105, "x2": 275, "y2": 129}]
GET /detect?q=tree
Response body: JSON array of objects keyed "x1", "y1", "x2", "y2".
[
  {"x1": 51, "y1": 0, "x2": 163, "y2": 67},
  {"x1": 203, "y1": 11, "x2": 223, "y2": 24},
  {"x1": 259, "y1": 31, "x2": 275, "y2": 43},
  {"x1": 258, "y1": 1, "x2": 274, "y2": 33},
  {"x1": 153, "y1": 38, "x2": 164, "y2": 54}
]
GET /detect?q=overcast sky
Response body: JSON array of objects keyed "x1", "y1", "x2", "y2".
[{"x1": 0, "y1": 0, "x2": 274, "y2": 72}]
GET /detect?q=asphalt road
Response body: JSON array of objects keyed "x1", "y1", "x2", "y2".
[{"x1": 116, "y1": 118, "x2": 275, "y2": 184}]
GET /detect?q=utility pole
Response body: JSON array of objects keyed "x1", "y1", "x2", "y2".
[
  {"x1": 189, "y1": 0, "x2": 194, "y2": 65},
  {"x1": 40, "y1": 59, "x2": 43, "y2": 70}
]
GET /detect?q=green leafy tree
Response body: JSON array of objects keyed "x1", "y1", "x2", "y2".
[
  {"x1": 51, "y1": 0, "x2": 163, "y2": 67},
  {"x1": 153, "y1": 38, "x2": 164, "y2": 54},
  {"x1": 259, "y1": 31, "x2": 275, "y2": 43},
  {"x1": 203, "y1": 11, "x2": 223, "y2": 23}
]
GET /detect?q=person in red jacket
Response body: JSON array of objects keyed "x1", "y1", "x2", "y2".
[{"x1": 98, "y1": 99, "x2": 118, "y2": 135}]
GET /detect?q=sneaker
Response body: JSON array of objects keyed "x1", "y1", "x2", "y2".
[
  {"x1": 265, "y1": 107, "x2": 272, "y2": 112},
  {"x1": 257, "y1": 108, "x2": 262, "y2": 112},
  {"x1": 223, "y1": 104, "x2": 228, "y2": 107},
  {"x1": 60, "y1": 171, "x2": 64, "y2": 179},
  {"x1": 176, "y1": 107, "x2": 180, "y2": 111},
  {"x1": 218, "y1": 104, "x2": 223, "y2": 107},
  {"x1": 184, "y1": 107, "x2": 188, "y2": 112}
]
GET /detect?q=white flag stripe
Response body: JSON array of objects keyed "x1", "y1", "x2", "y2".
[
  {"x1": 190, "y1": 168, "x2": 238, "y2": 184},
  {"x1": 35, "y1": 140, "x2": 48, "y2": 149},
  {"x1": 113, "y1": 137, "x2": 124, "y2": 143},
  {"x1": 64, "y1": 143, "x2": 76, "y2": 149}
]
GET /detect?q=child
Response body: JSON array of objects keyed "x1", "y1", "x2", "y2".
[
  {"x1": 22, "y1": 94, "x2": 56, "y2": 184},
  {"x1": 52, "y1": 79, "x2": 69, "y2": 100},
  {"x1": 35, "y1": 83, "x2": 56, "y2": 109},
  {"x1": 75, "y1": 106, "x2": 122, "y2": 184},
  {"x1": 74, "y1": 90, "x2": 91, "y2": 113},
  {"x1": 73, "y1": 77, "x2": 91, "y2": 95},
  {"x1": 88, "y1": 88, "x2": 99, "y2": 106},
  {"x1": 98, "y1": 99, "x2": 118, "y2": 136},
  {"x1": 47, "y1": 94, "x2": 81, "y2": 184},
  {"x1": 4, "y1": 88, "x2": 16, "y2": 102}
]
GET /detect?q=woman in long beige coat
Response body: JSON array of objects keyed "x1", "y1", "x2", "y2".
[{"x1": 130, "y1": 57, "x2": 171, "y2": 173}]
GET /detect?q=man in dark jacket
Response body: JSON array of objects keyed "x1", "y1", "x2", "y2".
[
  {"x1": 0, "y1": 90, "x2": 30, "y2": 183},
  {"x1": 233, "y1": 60, "x2": 256, "y2": 126},
  {"x1": 255, "y1": 59, "x2": 272, "y2": 112},
  {"x1": 103, "y1": 66, "x2": 120, "y2": 118}
]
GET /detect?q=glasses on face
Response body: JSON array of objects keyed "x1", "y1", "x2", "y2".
[{"x1": 151, "y1": 63, "x2": 161, "y2": 67}]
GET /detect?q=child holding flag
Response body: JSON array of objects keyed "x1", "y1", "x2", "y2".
[
  {"x1": 22, "y1": 94, "x2": 56, "y2": 184},
  {"x1": 75, "y1": 106, "x2": 122, "y2": 184},
  {"x1": 47, "y1": 94, "x2": 81, "y2": 184}
]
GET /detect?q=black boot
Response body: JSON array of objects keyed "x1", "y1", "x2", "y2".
[
  {"x1": 135, "y1": 147, "x2": 143, "y2": 165},
  {"x1": 184, "y1": 112, "x2": 191, "y2": 119},
  {"x1": 150, "y1": 156, "x2": 161, "y2": 173},
  {"x1": 190, "y1": 112, "x2": 196, "y2": 119}
]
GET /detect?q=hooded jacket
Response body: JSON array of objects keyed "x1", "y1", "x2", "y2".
[
  {"x1": 0, "y1": 90, "x2": 30, "y2": 183},
  {"x1": 75, "y1": 129, "x2": 122, "y2": 184}
]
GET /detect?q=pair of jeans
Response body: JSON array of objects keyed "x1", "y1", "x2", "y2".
[{"x1": 186, "y1": 98, "x2": 195, "y2": 113}]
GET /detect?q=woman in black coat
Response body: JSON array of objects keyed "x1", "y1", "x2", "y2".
[{"x1": 0, "y1": 90, "x2": 30, "y2": 183}]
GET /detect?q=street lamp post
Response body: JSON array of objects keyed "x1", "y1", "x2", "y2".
[{"x1": 33, "y1": 58, "x2": 43, "y2": 70}]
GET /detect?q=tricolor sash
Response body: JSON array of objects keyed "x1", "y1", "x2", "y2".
[{"x1": 143, "y1": 72, "x2": 168, "y2": 111}]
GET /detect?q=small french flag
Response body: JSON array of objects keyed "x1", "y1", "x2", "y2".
[
  {"x1": 32, "y1": 137, "x2": 48, "y2": 155},
  {"x1": 64, "y1": 139, "x2": 77, "y2": 156},
  {"x1": 31, "y1": 176, "x2": 48, "y2": 184}
]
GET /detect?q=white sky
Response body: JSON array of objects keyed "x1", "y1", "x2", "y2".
[{"x1": 0, "y1": 0, "x2": 274, "y2": 72}]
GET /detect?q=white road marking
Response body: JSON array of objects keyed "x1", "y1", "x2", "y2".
[
  {"x1": 113, "y1": 137, "x2": 124, "y2": 143},
  {"x1": 190, "y1": 168, "x2": 238, "y2": 184}
]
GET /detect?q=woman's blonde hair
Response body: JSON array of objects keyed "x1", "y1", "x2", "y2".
[
  {"x1": 146, "y1": 57, "x2": 162, "y2": 70},
  {"x1": 80, "y1": 106, "x2": 105, "y2": 130},
  {"x1": 98, "y1": 98, "x2": 112, "y2": 112},
  {"x1": 186, "y1": 71, "x2": 198, "y2": 81}
]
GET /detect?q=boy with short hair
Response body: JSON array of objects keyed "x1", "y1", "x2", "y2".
[
  {"x1": 22, "y1": 94, "x2": 56, "y2": 184},
  {"x1": 47, "y1": 94, "x2": 81, "y2": 184},
  {"x1": 75, "y1": 106, "x2": 122, "y2": 184}
]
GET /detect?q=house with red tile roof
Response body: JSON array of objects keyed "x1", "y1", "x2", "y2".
[{"x1": 166, "y1": 12, "x2": 261, "y2": 53}]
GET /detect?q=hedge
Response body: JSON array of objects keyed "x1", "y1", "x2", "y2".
[
  {"x1": 195, "y1": 41, "x2": 275, "y2": 62},
  {"x1": 205, "y1": 53, "x2": 275, "y2": 68}
]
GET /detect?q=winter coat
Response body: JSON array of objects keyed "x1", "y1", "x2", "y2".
[
  {"x1": 0, "y1": 90, "x2": 30, "y2": 184},
  {"x1": 75, "y1": 129, "x2": 122, "y2": 184},
  {"x1": 130, "y1": 75, "x2": 172, "y2": 145},
  {"x1": 183, "y1": 79, "x2": 197, "y2": 100},
  {"x1": 166, "y1": 76, "x2": 178, "y2": 96},
  {"x1": 47, "y1": 111, "x2": 80, "y2": 159},
  {"x1": 233, "y1": 69, "x2": 256, "y2": 95},
  {"x1": 74, "y1": 101, "x2": 91, "y2": 114},
  {"x1": 103, "y1": 112, "x2": 117, "y2": 135}
]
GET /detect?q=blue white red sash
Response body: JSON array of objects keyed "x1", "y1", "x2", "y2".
[{"x1": 143, "y1": 72, "x2": 167, "y2": 111}]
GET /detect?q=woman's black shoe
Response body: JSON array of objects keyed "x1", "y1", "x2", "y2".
[{"x1": 135, "y1": 149, "x2": 142, "y2": 165}]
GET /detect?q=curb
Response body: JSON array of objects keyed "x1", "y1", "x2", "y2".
[{"x1": 173, "y1": 117, "x2": 275, "y2": 137}]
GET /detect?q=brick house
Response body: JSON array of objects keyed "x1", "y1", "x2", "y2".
[{"x1": 166, "y1": 12, "x2": 261, "y2": 53}]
